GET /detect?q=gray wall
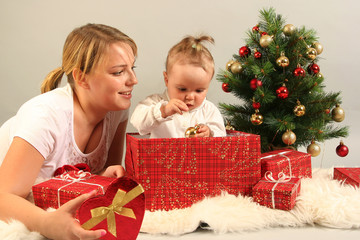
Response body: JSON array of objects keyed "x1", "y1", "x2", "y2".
[{"x1": 1, "y1": 0, "x2": 359, "y2": 168}]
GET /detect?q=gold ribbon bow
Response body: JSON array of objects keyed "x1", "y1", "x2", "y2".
[{"x1": 82, "y1": 185, "x2": 144, "y2": 237}]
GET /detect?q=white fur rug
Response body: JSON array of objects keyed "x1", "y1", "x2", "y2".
[{"x1": 1, "y1": 168, "x2": 360, "y2": 239}]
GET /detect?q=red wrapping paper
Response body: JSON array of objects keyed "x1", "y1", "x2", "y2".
[
  {"x1": 260, "y1": 150, "x2": 312, "y2": 178},
  {"x1": 32, "y1": 171, "x2": 116, "y2": 210},
  {"x1": 125, "y1": 130, "x2": 261, "y2": 211},
  {"x1": 252, "y1": 174, "x2": 301, "y2": 210},
  {"x1": 333, "y1": 167, "x2": 360, "y2": 188}
]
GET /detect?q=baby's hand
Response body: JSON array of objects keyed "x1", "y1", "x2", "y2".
[
  {"x1": 161, "y1": 99, "x2": 189, "y2": 118},
  {"x1": 195, "y1": 124, "x2": 213, "y2": 138}
]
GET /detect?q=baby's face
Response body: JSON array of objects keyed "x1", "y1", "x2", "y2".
[{"x1": 164, "y1": 63, "x2": 212, "y2": 111}]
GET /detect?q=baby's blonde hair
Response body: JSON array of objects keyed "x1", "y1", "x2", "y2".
[{"x1": 165, "y1": 35, "x2": 215, "y2": 77}]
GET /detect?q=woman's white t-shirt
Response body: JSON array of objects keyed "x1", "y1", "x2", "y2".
[{"x1": 0, "y1": 84, "x2": 128, "y2": 180}]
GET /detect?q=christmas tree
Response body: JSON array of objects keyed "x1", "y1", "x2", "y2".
[{"x1": 217, "y1": 7, "x2": 349, "y2": 155}]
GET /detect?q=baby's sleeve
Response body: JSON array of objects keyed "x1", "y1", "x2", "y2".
[{"x1": 130, "y1": 94, "x2": 172, "y2": 135}]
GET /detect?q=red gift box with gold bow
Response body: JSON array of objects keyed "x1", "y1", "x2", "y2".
[
  {"x1": 79, "y1": 176, "x2": 145, "y2": 240},
  {"x1": 33, "y1": 172, "x2": 145, "y2": 239},
  {"x1": 260, "y1": 149, "x2": 312, "y2": 179},
  {"x1": 252, "y1": 172, "x2": 301, "y2": 210},
  {"x1": 125, "y1": 130, "x2": 261, "y2": 211}
]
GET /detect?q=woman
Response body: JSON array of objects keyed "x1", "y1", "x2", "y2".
[{"x1": 0, "y1": 23, "x2": 138, "y2": 239}]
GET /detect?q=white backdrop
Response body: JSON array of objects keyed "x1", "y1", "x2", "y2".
[{"x1": 0, "y1": 0, "x2": 359, "y2": 169}]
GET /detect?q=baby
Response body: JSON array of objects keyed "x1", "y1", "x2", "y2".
[{"x1": 130, "y1": 35, "x2": 226, "y2": 138}]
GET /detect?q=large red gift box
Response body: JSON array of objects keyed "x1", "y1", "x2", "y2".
[
  {"x1": 32, "y1": 171, "x2": 116, "y2": 210},
  {"x1": 125, "y1": 130, "x2": 261, "y2": 211},
  {"x1": 252, "y1": 172, "x2": 301, "y2": 210},
  {"x1": 260, "y1": 149, "x2": 312, "y2": 178},
  {"x1": 333, "y1": 167, "x2": 360, "y2": 188}
]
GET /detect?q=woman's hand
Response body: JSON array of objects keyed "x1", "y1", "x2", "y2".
[
  {"x1": 41, "y1": 191, "x2": 106, "y2": 240},
  {"x1": 100, "y1": 165, "x2": 125, "y2": 178}
]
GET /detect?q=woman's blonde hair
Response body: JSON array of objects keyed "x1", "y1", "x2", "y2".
[
  {"x1": 41, "y1": 23, "x2": 137, "y2": 93},
  {"x1": 165, "y1": 35, "x2": 215, "y2": 77}
]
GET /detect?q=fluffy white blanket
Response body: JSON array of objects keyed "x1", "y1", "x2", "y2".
[{"x1": 1, "y1": 168, "x2": 360, "y2": 239}]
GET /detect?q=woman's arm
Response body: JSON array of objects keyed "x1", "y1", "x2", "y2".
[{"x1": 0, "y1": 137, "x2": 105, "y2": 239}]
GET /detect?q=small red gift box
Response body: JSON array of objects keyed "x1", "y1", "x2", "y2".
[
  {"x1": 260, "y1": 150, "x2": 312, "y2": 178},
  {"x1": 252, "y1": 172, "x2": 301, "y2": 210},
  {"x1": 32, "y1": 171, "x2": 117, "y2": 210},
  {"x1": 333, "y1": 167, "x2": 360, "y2": 188},
  {"x1": 125, "y1": 130, "x2": 261, "y2": 211},
  {"x1": 79, "y1": 176, "x2": 145, "y2": 240}
]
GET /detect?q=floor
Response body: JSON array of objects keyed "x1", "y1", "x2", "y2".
[{"x1": 137, "y1": 225, "x2": 360, "y2": 240}]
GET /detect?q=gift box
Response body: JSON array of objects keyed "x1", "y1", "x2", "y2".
[
  {"x1": 260, "y1": 149, "x2": 312, "y2": 178},
  {"x1": 125, "y1": 130, "x2": 261, "y2": 211},
  {"x1": 79, "y1": 176, "x2": 145, "y2": 240},
  {"x1": 252, "y1": 172, "x2": 301, "y2": 210},
  {"x1": 333, "y1": 167, "x2": 360, "y2": 188},
  {"x1": 32, "y1": 170, "x2": 117, "y2": 210}
]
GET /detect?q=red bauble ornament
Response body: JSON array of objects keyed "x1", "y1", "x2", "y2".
[
  {"x1": 239, "y1": 46, "x2": 251, "y2": 57},
  {"x1": 261, "y1": 31, "x2": 268, "y2": 36},
  {"x1": 308, "y1": 63, "x2": 320, "y2": 74},
  {"x1": 252, "y1": 102, "x2": 261, "y2": 109},
  {"x1": 276, "y1": 85, "x2": 289, "y2": 99},
  {"x1": 222, "y1": 82, "x2": 231, "y2": 92},
  {"x1": 293, "y1": 66, "x2": 306, "y2": 77},
  {"x1": 254, "y1": 51, "x2": 262, "y2": 59},
  {"x1": 252, "y1": 25, "x2": 259, "y2": 32},
  {"x1": 250, "y1": 78, "x2": 263, "y2": 90},
  {"x1": 336, "y1": 141, "x2": 349, "y2": 157}
]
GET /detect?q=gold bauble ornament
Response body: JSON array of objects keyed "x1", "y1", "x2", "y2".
[
  {"x1": 294, "y1": 100, "x2": 306, "y2": 117},
  {"x1": 316, "y1": 72, "x2": 324, "y2": 78},
  {"x1": 306, "y1": 47, "x2": 317, "y2": 60},
  {"x1": 282, "y1": 129, "x2": 296, "y2": 145},
  {"x1": 307, "y1": 141, "x2": 321, "y2": 157},
  {"x1": 313, "y1": 42, "x2": 323, "y2": 55},
  {"x1": 185, "y1": 126, "x2": 197, "y2": 138},
  {"x1": 276, "y1": 52, "x2": 290, "y2": 67},
  {"x1": 230, "y1": 61, "x2": 243, "y2": 74},
  {"x1": 226, "y1": 60, "x2": 235, "y2": 71},
  {"x1": 225, "y1": 121, "x2": 235, "y2": 131},
  {"x1": 250, "y1": 109, "x2": 263, "y2": 125},
  {"x1": 259, "y1": 35, "x2": 273, "y2": 48},
  {"x1": 331, "y1": 104, "x2": 345, "y2": 122},
  {"x1": 283, "y1": 24, "x2": 296, "y2": 36}
]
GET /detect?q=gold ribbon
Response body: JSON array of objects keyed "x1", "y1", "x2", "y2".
[{"x1": 81, "y1": 184, "x2": 144, "y2": 237}]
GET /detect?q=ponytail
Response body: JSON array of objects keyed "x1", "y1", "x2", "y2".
[
  {"x1": 40, "y1": 67, "x2": 64, "y2": 93},
  {"x1": 191, "y1": 35, "x2": 215, "y2": 52},
  {"x1": 165, "y1": 34, "x2": 215, "y2": 76}
]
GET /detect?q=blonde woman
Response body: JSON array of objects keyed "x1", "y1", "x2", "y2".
[{"x1": 0, "y1": 23, "x2": 138, "y2": 239}]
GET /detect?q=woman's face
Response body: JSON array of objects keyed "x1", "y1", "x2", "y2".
[{"x1": 84, "y1": 42, "x2": 138, "y2": 112}]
